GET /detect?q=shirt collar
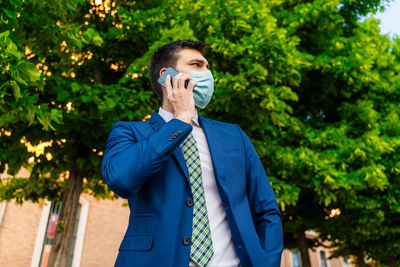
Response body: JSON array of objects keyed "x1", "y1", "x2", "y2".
[{"x1": 158, "y1": 107, "x2": 200, "y2": 127}]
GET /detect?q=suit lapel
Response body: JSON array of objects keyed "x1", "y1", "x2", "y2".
[
  {"x1": 198, "y1": 115, "x2": 227, "y2": 189},
  {"x1": 172, "y1": 148, "x2": 190, "y2": 183},
  {"x1": 148, "y1": 110, "x2": 190, "y2": 184}
]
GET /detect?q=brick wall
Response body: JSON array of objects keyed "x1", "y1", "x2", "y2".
[
  {"x1": 0, "y1": 194, "x2": 129, "y2": 267},
  {"x1": 79, "y1": 196, "x2": 129, "y2": 266},
  {"x1": 0, "y1": 200, "x2": 42, "y2": 267}
]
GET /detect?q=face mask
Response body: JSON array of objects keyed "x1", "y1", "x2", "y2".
[{"x1": 187, "y1": 70, "x2": 214, "y2": 109}]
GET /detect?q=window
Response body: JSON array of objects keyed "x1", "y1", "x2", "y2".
[
  {"x1": 320, "y1": 251, "x2": 328, "y2": 267},
  {"x1": 38, "y1": 202, "x2": 82, "y2": 267},
  {"x1": 31, "y1": 198, "x2": 89, "y2": 267},
  {"x1": 291, "y1": 249, "x2": 301, "y2": 267},
  {"x1": 39, "y1": 202, "x2": 62, "y2": 267}
]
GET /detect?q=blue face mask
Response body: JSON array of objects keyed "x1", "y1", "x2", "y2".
[{"x1": 187, "y1": 70, "x2": 214, "y2": 109}]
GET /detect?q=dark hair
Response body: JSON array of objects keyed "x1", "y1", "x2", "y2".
[{"x1": 149, "y1": 40, "x2": 208, "y2": 102}]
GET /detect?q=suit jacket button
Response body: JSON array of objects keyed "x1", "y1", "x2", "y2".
[
  {"x1": 182, "y1": 236, "x2": 191, "y2": 246},
  {"x1": 186, "y1": 199, "x2": 194, "y2": 207},
  {"x1": 177, "y1": 130, "x2": 182, "y2": 133}
]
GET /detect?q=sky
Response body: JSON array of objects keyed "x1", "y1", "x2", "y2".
[{"x1": 373, "y1": 0, "x2": 400, "y2": 37}]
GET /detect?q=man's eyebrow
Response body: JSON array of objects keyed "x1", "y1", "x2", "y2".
[{"x1": 188, "y1": 59, "x2": 210, "y2": 69}]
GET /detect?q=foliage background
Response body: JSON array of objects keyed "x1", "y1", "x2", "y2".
[{"x1": 0, "y1": 0, "x2": 399, "y2": 265}]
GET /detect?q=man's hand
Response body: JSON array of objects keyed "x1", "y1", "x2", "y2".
[{"x1": 165, "y1": 73, "x2": 197, "y2": 124}]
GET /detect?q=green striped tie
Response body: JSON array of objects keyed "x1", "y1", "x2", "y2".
[{"x1": 180, "y1": 132, "x2": 214, "y2": 266}]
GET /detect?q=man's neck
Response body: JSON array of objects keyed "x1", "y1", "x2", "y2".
[
  {"x1": 161, "y1": 103, "x2": 174, "y2": 114},
  {"x1": 160, "y1": 94, "x2": 175, "y2": 113}
]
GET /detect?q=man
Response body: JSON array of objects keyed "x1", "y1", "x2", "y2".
[{"x1": 102, "y1": 40, "x2": 283, "y2": 267}]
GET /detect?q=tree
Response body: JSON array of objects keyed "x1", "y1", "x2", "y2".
[
  {"x1": 1, "y1": 0, "x2": 399, "y2": 266},
  {"x1": 1, "y1": 0, "x2": 155, "y2": 265},
  {"x1": 273, "y1": 0, "x2": 400, "y2": 265},
  {"x1": 316, "y1": 22, "x2": 400, "y2": 266}
]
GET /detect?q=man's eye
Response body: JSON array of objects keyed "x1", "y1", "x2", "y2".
[{"x1": 192, "y1": 63, "x2": 200, "y2": 67}]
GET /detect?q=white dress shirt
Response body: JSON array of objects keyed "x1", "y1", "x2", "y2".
[{"x1": 158, "y1": 107, "x2": 241, "y2": 267}]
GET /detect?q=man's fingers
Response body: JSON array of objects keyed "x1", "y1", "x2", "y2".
[
  {"x1": 186, "y1": 80, "x2": 197, "y2": 91},
  {"x1": 165, "y1": 75, "x2": 173, "y2": 97},
  {"x1": 178, "y1": 74, "x2": 191, "y2": 89},
  {"x1": 171, "y1": 73, "x2": 191, "y2": 90},
  {"x1": 173, "y1": 73, "x2": 182, "y2": 90}
]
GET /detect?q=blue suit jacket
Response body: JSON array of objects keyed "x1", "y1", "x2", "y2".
[{"x1": 102, "y1": 110, "x2": 283, "y2": 267}]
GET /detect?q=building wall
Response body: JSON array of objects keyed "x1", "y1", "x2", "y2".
[
  {"x1": 0, "y1": 195, "x2": 129, "y2": 267},
  {"x1": 281, "y1": 250, "x2": 292, "y2": 267},
  {"x1": 79, "y1": 196, "x2": 129, "y2": 267},
  {"x1": 0, "y1": 194, "x2": 352, "y2": 267},
  {"x1": 281, "y1": 246, "x2": 354, "y2": 267},
  {"x1": 0, "y1": 200, "x2": 42, "y2": 267}
]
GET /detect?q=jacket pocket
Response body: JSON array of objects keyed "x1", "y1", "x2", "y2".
[{"x1": 119, "y1": 234, "x2": 154, "y2": 251}]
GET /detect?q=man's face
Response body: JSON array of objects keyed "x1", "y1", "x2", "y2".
[
  {"x1": 159, "y1": 48, "x2": 210, "y2": 77},
  {"x1": 174, "y1": 48, "x2": 210, "y2": 73}
]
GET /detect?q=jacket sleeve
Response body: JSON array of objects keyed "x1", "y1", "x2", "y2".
[
  {"x1": 236, "y1": 125, "x2": 283, "y2": 265},
  {"x1": 101, "y1": 119, "x2": 192, "y2": 199}
]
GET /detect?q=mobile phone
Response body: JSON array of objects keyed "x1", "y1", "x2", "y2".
[{"x1": 157, "y1": 67, "x2": 189, "y2": 88}]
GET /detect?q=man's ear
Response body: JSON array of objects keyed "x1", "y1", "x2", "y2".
[
  {"x1": 159, "y1": 67, "x2": 167, "y2": 77},
  {"x1": 159, "y1": 68, "x2": 168, "y2": 91}
]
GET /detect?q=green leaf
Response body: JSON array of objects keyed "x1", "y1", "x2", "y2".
[
  {"x1": 4, "y1": 9, "x2": 18, "y2": 19},
  {"x1": 57, "y1": 89, "x2": 71, "y2": 101},
  {"x1": 50, "y1": 109, "x2": 63, "y2": 124},
  {"x1": 5, "y1": 36, "x2": 21, "y2": 59},
  {"x1": 92, "y1": 35, "x2": 104, "y2": 47},
  {"x1": 71, "y1": 82, "x2": 80, "y2": 92},
  {"x1": 16, "y1": 61, "x2": 41, "y2": 83},
  {"x1": 10, "y1": 80, "x2": 21, "y2": 100},
  {"x1": 9, "y1": 0, "x2": 23, "y2": 7}
]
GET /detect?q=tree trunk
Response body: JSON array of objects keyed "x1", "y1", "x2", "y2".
[
  {"x1": 296, "y1": 226, "x2": 311, "y2": 267},
  {"x1": 48, "y1": 161, "x2": 84, "y2": 267},
  {"x1": 355, "y1": 247, "x2": 366, "y2": 267},
  {"x1": 388, "y1": 255, "x2": 396, "y2": 267},
  {"x1": 94, "y1": 62, "x2": 103, "y2": 83}
]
